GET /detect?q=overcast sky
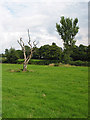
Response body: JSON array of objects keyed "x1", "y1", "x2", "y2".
[{"x1": 0, "y1": 0, "x2": 89, "y2": 53}]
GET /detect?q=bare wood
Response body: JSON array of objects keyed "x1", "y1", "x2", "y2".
[
  {"x1": 26, "y1": 52, "x2": 32, "y2": 64},
  {"x1": 28, "y1": 29, "x2": 31, "y2": 42},
  {"x1": 17, "y1": 29, "x2": 38, "y2": 71},
  {"x1": 17, "y1": 38, "x2": 26, "y2": 62},
  {"x1": 28, "y1": 29, "x2": 32, "y2": 48}
]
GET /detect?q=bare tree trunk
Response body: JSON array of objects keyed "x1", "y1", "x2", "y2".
[
  {"x1": 23, "y1": 62, "x2": 27, "y2": 71},
  {"x1": 17, "y1": 29, "x2": 38, "y2": 72}
]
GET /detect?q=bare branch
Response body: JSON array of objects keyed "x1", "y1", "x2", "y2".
[
  {"x1": 17, "y1": 38, "x2": 26, "y2": 62},
  {"x1": 26, "y1": 52, "x2": 32, "y2": 64},
  {"x1": 17, "y1": 40, "x2": 23, "y2": 49},
  {"x1": 20, "y1": 37, "x2": 25, "y2": 47},
  {"x1": 27, "y1": 29, "x2": 33, "y2": 49},
  {"x1": 28, "y1": 29, "x2": 31, "y2": 43},
  {"x1": 28, "y1": 41, "x2": 32, "y2": 48},
  {"x1": 20, "y1": 37, "x2": 22, "y2": 41},
  {"x1": 33, "y1": 40, "x2": 38, "y2": 47},
  {"x1": 26, "y1": 47, "x2": 33, "y2": 63}
]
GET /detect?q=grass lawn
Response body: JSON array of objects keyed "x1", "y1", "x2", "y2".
[{"x1": 2, "y1": 64, "x2": 88, "y2": 118}]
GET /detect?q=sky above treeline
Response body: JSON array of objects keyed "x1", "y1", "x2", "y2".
[{"x1": 0, "y1": 0, "x2": 89, "y2": 53}]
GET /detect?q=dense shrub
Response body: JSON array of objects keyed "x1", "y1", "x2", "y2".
[
  {"x1": 16, "y1": 59, "x2": 89, "y2": 66},
  {"x1": 16, "y1": 59, "x2": 24, "y2": 64},
  {"x1": 29, "y1": 59, "x2": 60, "y2": 65},
  {"x1": 69, "y1": 60, "x2": 88, "y2": 66},
  {"x1": 16, "y1": 59, "x2": 60, "y2": 65}
]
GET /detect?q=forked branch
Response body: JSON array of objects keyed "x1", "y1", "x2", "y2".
[
  {"x1": 18, "y1": 29, "x2": 38, "y2": 67},
  {"x1": 17, "y1": 37, "x2": 26, "y2": 62}
]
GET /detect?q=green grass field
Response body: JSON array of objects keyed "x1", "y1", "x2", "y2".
[{"x1": 2, "y1": 64, "x2": 88, "y2": 118}]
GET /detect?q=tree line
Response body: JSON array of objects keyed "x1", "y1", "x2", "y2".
[{"x1": 1, "y1": 43, "x2": 90, "y2": 64}]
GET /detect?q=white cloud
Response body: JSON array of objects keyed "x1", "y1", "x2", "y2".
[{"x1": 0, "y1": 1, "x2": 88, "y2": 53}]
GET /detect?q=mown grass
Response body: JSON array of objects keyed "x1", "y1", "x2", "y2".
[{"x1": 2, "y1": 64, "x2": 88, "y2": 118}]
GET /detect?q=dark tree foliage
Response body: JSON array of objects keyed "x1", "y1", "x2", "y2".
[
  {"x1": 49, "y1": 43, "x2": 62, "y2": 60},
  {"x1": 32, "y1": 47, "x2": 40, "y2": 59},
  {"x1": 39, "y1": 44, "x2": 51, "y2": 59},
  {"x1": 38, "y1": 43, "x2": 62, "y2": 60},
  {"x1": 71, "y1": 44, "x2": 88, "y2": 61},
  {"x1": 16, "y1": 50, "x2": 23, "y2": 59},
  {"x1": 5, "y1": 49, "x2": 8, "y2": 56},
  {"x1": 5, "y1": 48, "x2": 19, "y2": 63}
]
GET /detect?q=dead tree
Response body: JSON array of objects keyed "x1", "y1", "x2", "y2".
[{"x1": 17, "y1": 29, "x2": 38, "y2": 71}]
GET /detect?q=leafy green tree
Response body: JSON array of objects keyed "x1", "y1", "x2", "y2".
[
  {"x1": 5, "y1": 48, "x2": 19, "y2": 63},
  {"x1": 5, "y1": 49, "x2": 8, "y2": 57},
  {"x1": 49, "y1": 43, "x2": 62, "y2": 60},
  {"x1": 56, "y1": 16, "x2": 79, "y2": 49},
  {"x1": 70, "y1": 45, "x2": 79, "y2": 61},
  {"x1": 16, "y1": 50, "x2": 23, "y2": 59},
  {"x1": 56, "y1": 16, "x2": 79, "y2": 63},
  {"x1": 71, "y1": 44, "x2": 88, "y2": 61},
  {"x1": 39, "y1": 43, "x2": 62, "y2": 60},
  {"x1": 39, "y1": 45, "x2": 50, "y2": 59},
  {"x1": 32, "y1": 47, "x2": 40, "y2": 59}
]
